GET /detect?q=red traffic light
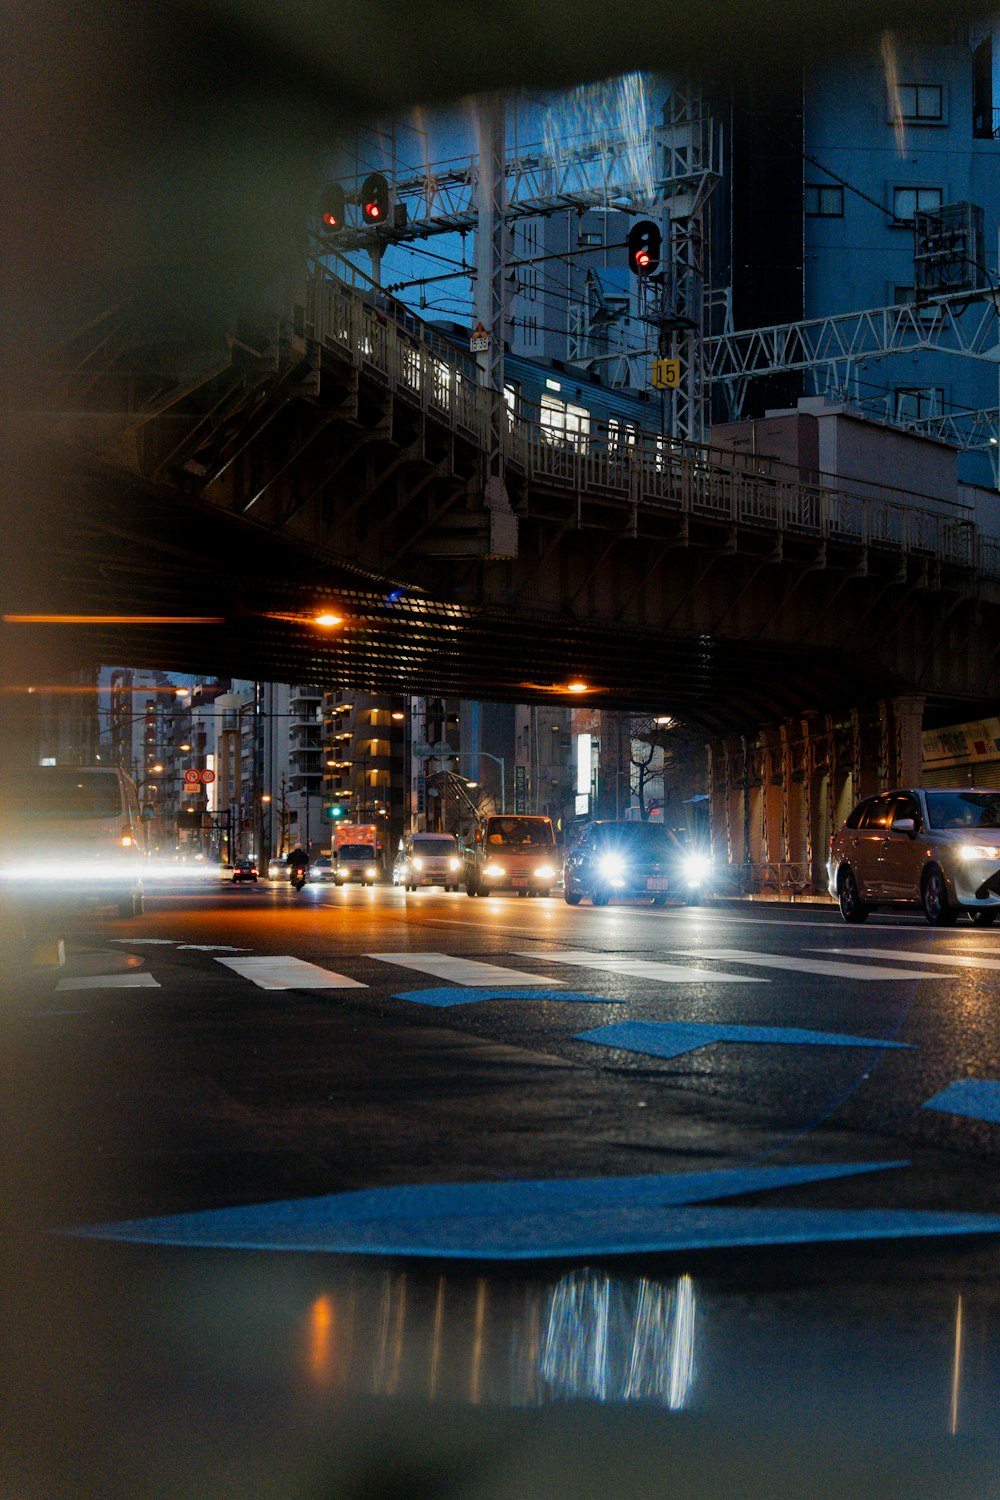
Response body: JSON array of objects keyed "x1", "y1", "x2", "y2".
[
  {"x1": 320, "y1": 182, "x2": 346, "y2": 232},
  {"x1": 627, "y1": 219, "x2": 662, "y2": 277},
  {"x1": 360, "y1": 172, "x2": 390, "y2": 226}
]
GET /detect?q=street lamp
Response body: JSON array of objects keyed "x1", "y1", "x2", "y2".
[{"x1": 418, "y1": 751, "x2": 505, "y2": 813}]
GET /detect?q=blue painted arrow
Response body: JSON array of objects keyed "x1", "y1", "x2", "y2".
[
  {"x1": 924, "y1": 1079, "x2": 1000, "y2": 1125},
  {"x1": 394, "y1": 986, "x2": 613, "y2": 1008},
  {"x1": 576, "y1": 1020, "x2": 914, "y2": 1061},
  {"x1": 60, "y1": 1159, "x2": 975, "y2": 1259}
]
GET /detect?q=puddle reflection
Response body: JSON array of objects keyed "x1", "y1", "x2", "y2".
[{"x1": 300, "y1": 1265, "x2": 697, "y2": 1409}]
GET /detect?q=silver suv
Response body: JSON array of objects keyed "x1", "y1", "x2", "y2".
[{"x1": 828, "y1": 787, "x2": 1000, "y2": 926}]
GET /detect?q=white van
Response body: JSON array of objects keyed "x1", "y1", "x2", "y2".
[
  {"x1": 394, "y1": 832, "x2": 463, "y2": 891},
  {"x1": 0, "y1": 765, "x2": 145, "y2": 917}
]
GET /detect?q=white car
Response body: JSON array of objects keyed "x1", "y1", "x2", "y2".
[
  {"x1": 828, "y1": 787, "x2": 1000, "y2": 926},
  {"x1": 394, "y1": 832, "x2": 463, "y2": 891}
]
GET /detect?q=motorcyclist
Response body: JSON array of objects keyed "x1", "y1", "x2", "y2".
[{"x1": 287, "y1": 846, "x2": 309, "y2": 881}]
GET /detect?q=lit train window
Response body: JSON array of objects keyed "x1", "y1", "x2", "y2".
[
  {"x1": 541, "y1": 392, "x2": 591, "y2": 451},
  {"x1": 608, "y1": 417, "x2": 638, "y2": 456}
]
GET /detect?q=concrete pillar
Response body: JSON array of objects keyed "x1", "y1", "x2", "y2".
[
  {"x1": 892, "y1": 694, "x2": 926, "y2": 786},
  {"x1": 759, "y1": 727, "x2": 783, "y2": 875},
  {"x1": 877, "y1": 701, "x2": 892, "y2": 791}
]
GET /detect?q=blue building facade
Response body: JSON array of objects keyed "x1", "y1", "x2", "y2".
[{"x1": 799, "y1": 23, "x2": 999, "y2": 485}]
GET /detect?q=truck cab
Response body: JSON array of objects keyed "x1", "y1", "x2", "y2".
[{"x1": 464, "y1": 814, "x2": 559, "y2": 898}]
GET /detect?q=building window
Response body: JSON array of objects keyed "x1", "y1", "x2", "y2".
[
  {"x1": 894, "y1": 387, "x2": 945, "y2": 421},
  {"x1": 894, "y1": 84, "x2": 944, "y2": 121},
  {"x1": 892, "y1": 284, "x2": 943, "y2": 324},
  {"x1": 891, "y1": 185, "x2": 943, "y2": 223},
  {"x1": 578, "y1": 232, "x2": 603, "y2": 246},
  {"x1": 804, "y1": 184, "x2": 844, "y2": 217}
]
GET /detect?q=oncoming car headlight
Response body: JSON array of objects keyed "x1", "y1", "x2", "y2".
[
  {"x1": 412, "y1": 857, "x2": 424, "y2": 869},
  {"x1": 683, "y1": 852, "x2": 712, "y2": 884},
  {"x1": 484, "y1": 862, "x2": 505, "y2": 878},
  {"x1": 959, "y1": 844, "x2": 1000, "y2": 862},
  {"x1": 598, "y1": 853, "x2": 625, "y2": 879},
  {"x1": 534, "y1": 864, "x2": 556, "y2": 880},
  {"x1": 448, "y1": 857, "x2": 461, "y2": 871},
  {"x1": 365, "y1": 866, "x2": 378, "y2": 879}
]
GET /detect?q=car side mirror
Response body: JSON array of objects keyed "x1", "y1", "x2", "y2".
[{"x1": 893, "y1": 818, "x2": 917, "y2": 835}]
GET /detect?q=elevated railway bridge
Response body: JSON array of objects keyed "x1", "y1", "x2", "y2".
[{"x1": 7, "y1": 260, "x2": 1000, "y2": 889}]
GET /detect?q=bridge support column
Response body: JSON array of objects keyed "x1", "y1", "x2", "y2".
[
  {"x1": 892, "y1": 694, "x2": 926, "y2": 786},
  {"x1": 758, "y1": 727, "x2": 783, "y2": 879}
]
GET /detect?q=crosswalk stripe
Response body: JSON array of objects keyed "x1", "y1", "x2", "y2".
[
  {"x1": 215, "y1": 956, "x2": 365, "y2": 990},
  {"x1": 56, "y1": 972, "x2": 161, "y2": 990},
  {"x1": 674, "y1": 949, "x2": 948, "y2": 980},
  {"x1": 367, "y1": 952, "x2": 559, "y2": 986},
  {"x1": 819, "y1": 947, "x2": 1000, "y2": 972},
  {"x1": 512, "y1": 950, "x2": 765, "y2": 984}
]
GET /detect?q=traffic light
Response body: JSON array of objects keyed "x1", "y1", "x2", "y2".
[
  {"x1": 360, "y1": 172, "x2": 390, "y2": 225},
  {"x1": 320, "y1": 182, "x2": 346, "y2": 231},
  {"x1": 627, "y1": 220, "x2": 662, "y2": 277},
  {"x1": 324, "y1": 802, "x2": 346, "y2": 821}
]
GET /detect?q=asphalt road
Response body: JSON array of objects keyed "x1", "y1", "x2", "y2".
[{"x1": 4, "y1": 880, "x2": 1000, "y2": 1498}]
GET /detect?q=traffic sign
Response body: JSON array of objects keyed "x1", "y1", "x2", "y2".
[
  {"x1": 201, "y1": 769, "x2": 216, "y2": 784},
  {"x1": 652, "y1": 358, "x2": 681, "y2": 390},
  {"x1": 470, "y1": 321, "x2": 490, "y2": 352},
  {"x1": 184, "y1": 769, "x2": 200, "y2": 785}
]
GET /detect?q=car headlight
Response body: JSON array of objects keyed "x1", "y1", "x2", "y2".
[
  {"x1": 598, "y1": 853, "x2": 625, "y2": 878},
  {"x1": 534, "y1": 864, "x2": 556, "y2": 880},
  {"x1": 683, "y1": 853, "x2": 712, "y2": 883},
  {"x1": 365, "y1": 866, "x2": 377, "y2": 879},
  {"x1": 412, "y1": 857, "x2": 423, "y2": 869},
  {"x1": 484, "y1": 862, "x2": 505, "y2": 878},
  {"x1": 449, "y1": 857, "x2": 461, "y2": 871},
  {"x1": 959, "y1": 844, "x2": 1000, "y2": 861}
]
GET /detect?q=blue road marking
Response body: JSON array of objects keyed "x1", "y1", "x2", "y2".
[
  {"x1": 64, "y1": 1160, "x2": 948, "y2": 1258},
  {"x1": 393, "y1": 986, "x2": 614, "y2": 1008},
  {"x1": 923, "y1": 1079, "x2": 1000, "y2": 1125},
  {"x1": 577, "y1": 1021, "x2": 914, "y2": 1062}
]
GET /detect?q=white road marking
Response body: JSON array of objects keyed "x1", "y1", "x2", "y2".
[
  {"x1": 674, "y1": 948, "x2": 950, "y2": 980},
  {"x1": 819, "y1": 947, "x2": 1000, "y2": 972},
  {"x1": 367, "y1": 952, "x2": 560, "y2": 985},
  {"x1": 512, "y1": 950, "x2": 765, "y2": 983},
  {"x1": 215, "y1": 956, "x2": 366, "y2": 990},
  {"x1": 56, "y1": 973, "x2": 161, "y2": 990},
  {"x1": 109, "y1": 938, "x2": 176, "y2": 944}
]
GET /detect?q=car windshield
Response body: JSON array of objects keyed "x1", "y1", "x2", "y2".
[
  {"x1": 486, "y1": 817, "x2": 554, "y2": 847},
  {"x1": 412, "y1": 837, "x2": 456, "y2": 854},
  {"x1": 924, "y1": 791, "x2": 1000, "y2": 830},
  {"x1": 1, "y1": 769, "x2": 122, "y2": 820},
  {"x1": 338, "y1": 845, "x2": 374, "y2": 858},
  {"x1": 594, "y1": 824, "x2": 676, "y2": 852}
]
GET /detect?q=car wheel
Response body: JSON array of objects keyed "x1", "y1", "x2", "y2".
[
  {"x1": 968, "y1": 909, "x2": 998, "y2": 928},
  {"x1": 592, "y1": 887, "x2": 610, "y2": 907},
  {"x1": 466, "y1": 879, "x2": 477, "y2": 897},
  {"x1": 537, "y1": 888, "x2": 551, "y2": 899},
  {"x1": 564, "y1": 889, "x2": 582, "y2": 906},
  {"x1": 922, "y1": 865, "x2": 957, "y2": 926},
  {"x1": 838, "y1": 868, "x2": 870, "y2": 924},
  {"x1": 651, "y1": 894, "x2": 668, "y2": 908}
]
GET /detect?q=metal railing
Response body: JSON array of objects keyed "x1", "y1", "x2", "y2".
[{"x1": 300, "y1": 263, "x2": 1000, "y2": 583}]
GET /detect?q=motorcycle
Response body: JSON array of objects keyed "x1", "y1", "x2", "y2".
[{"x1": 290, "y1": 866, "x2": 308, "y2": 891}]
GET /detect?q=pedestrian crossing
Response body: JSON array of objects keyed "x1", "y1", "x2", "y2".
[
  {"x1": 52, "y1": 941, "x2": 1000, "y2": 995},
  {"x1": 215, "y1": 956, "x2": 365, "y2": 990}
]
